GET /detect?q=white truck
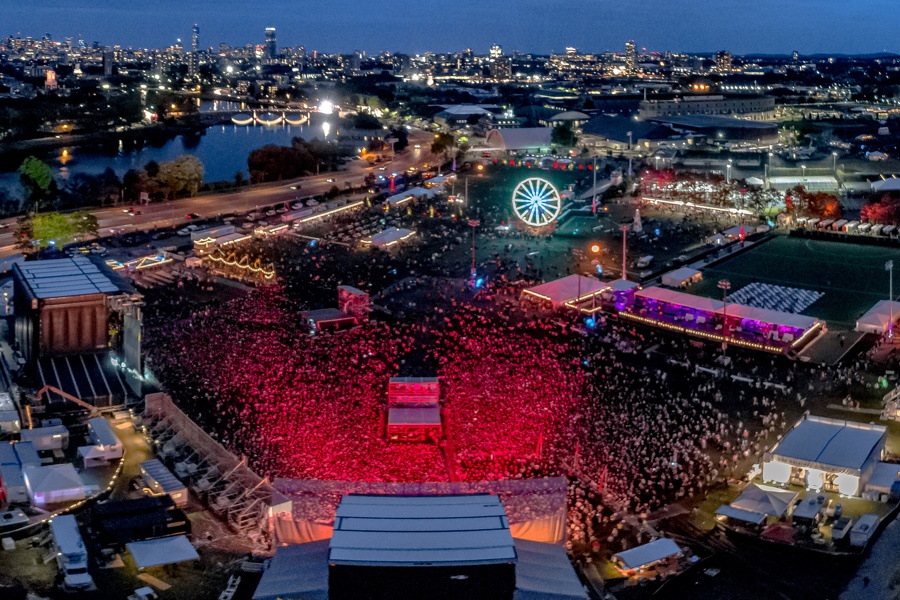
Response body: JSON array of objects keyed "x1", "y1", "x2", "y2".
[{"x1": 50, "y1": 515, "x2": 94, "y2": 591}]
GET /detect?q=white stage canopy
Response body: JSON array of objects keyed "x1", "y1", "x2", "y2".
[
  {"x1": 127, "y1": 535, "x2": 198, "y2": 569},
  {"x1": 612, "y1": 538, "x2": 682, "y2": 571},
  {"x1": 856, "y1": 300, "x2": 900, "y2": 334}
]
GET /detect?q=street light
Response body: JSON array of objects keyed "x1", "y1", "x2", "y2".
[
  {"x1": 801, "y1": 164, "x2": 807, "y2": 180},
  {"x1": 832, "y1": 151, "x2": 838, "y2": 173},
  {"x1": 718, "y1": 279, "x2": 732, "y2": 354},
  {"x1": 726, "y1": 161, "x2": 732, "y2": 184}
]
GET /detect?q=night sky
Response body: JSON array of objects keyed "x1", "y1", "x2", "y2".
[{"x1": 5, "y1": 0, "x2": 899, "y2": 55}]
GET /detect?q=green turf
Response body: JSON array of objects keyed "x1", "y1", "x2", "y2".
[{"x1": 691, "y1": 236, "x2": 900, "y2": 327}]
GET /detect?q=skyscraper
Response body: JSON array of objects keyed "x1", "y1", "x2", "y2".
[
  {"x1": 189, "y1": 24, "x2": 200, "y2": 79},
  {"x1": 265, "y1": 27, "x2": 277, "y2": 60},
  {"x1": 715, "y1": 51, "x2": 733, "y2": 74},
  {"x1": 490, "y1": 44, "x2": 502, "y2": 59},
  {"x1": 625, "y1": 40, "x2": 636, "y2": 73}
]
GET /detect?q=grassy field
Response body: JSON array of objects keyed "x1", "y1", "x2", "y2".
[{"x1": 692, "y1": 236, "x2": 900, "y2": 328}]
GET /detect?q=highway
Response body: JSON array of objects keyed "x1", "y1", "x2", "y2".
[{"x1": 0, "y1": 130, "x2": 438, "y2": 258}]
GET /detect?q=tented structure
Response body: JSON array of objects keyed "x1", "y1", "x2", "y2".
[
  {"x1": 865, "y1": 462, "x2": 900, "y2": 496},
  {"x1": 729, "y1": 484, "x2": 799, "y2": 517},
  {"x1": 126, "y1": 535, "x2": 198, "y2": 569},
  {"x1": 361, "y1": 227, "x2": 415, "y2": 249},
  {"x1": 612, "y1": 538, "x2": 682, "y2": 573},
  {"x1": 762, "y1": 415, "x2": 886, "y2": 496},
  {"x1": 253, "y1": 540, "x2": 330, "y2": 600},
  {"x1": 855, "y1": 300, "x2": 900, "y2": 334},
  {"x1": 23, "y1": 463, "x2": 85, "y2": 505},
  {"x1": 522, "y1": 275, "x2": 611, "y2": 309},
  {"x1": 661, "y1": 267, "x2": 701, "y2": 289},
  {"x1": 513, "y1": 538, "x2": 587, "y2": 600}
]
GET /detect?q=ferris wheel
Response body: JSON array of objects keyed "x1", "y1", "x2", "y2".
[{"x1": 512, "y1": 177, "x2": 562, "y2": 227}]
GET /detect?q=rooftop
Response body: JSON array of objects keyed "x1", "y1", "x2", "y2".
[
  {"x1": 767, "y1": 415, "x2": 887, "y2": 473},
  {"x1": 328, "y1": 494, "x2": 516, "y2": 567},
  {"x1": 14, "y1": 256, "x2": 122, "y2": 300}
]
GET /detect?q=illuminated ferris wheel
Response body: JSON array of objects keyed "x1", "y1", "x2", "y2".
[{"x1": 512, "y1": 177, "x2": 562, "y2": 227}]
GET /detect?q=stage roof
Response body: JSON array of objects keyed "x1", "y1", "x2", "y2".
[
  {"x1": 14, "y1": 256, "x2": 122, "y2": 299},
  {"x1": 612, "y1": 538, "x2": 682, "y2": 571},
  {"x1": 514, "y1": 538, "x2": 587, "y2": 600},
  {"x1": 523, "y1": 275, "x2": 610, "y2": 305},
  {"x1": 388, "y1": 406, "x2": 441, "y2": 427},
  {"x1": 329, "y1": 494, "x2": 516, "y2": 567},
  {"x1": 253, "y1": 540, "x2": 329, "y2": 600},
  {"x1": 765, "y1": 415, "x2": 886, "y2": 475},
  {"x1": 127, "y1": 536, "x2": 199, "y2": 569}
]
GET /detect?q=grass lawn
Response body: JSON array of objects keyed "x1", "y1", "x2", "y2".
[{"x1": 692, "y1": 236, "x2": 900, "y2": 328}]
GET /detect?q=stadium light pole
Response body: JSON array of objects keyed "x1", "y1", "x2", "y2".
[
  {"x1": 888, "y1": 261, "x2": 895, "y2": 340},
  {"x1": 832, "y1": 151, "x2": 838, "y2": 174},
  {"x1": 718, "y1": 279, "x2": 732, "y2": 355}
]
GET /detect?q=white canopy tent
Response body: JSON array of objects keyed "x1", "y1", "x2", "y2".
[
  {"x1": 523, "y1": 275, "x2": 611, "y2": 308},
  {"x1": 856, "y1": 300, "x2": 900, "y2": 334},
  {"x1": 612, "y1": 538, "x2": 682, "y2": 572},
  {"x1": 661, "y1": 267, "x2": 701, "y2": 288},
  {"x1": 729, "y1": 484, "x2": 799, "y2": 517},
  {"x1": 127, "y1": 535, "x2": 199, "y2": 569},
  {"x1": 23, "y1": 463, "x2": 85, "y2": 505},
  {"x1": 361, "y1": 227, "x2": 415, "y2": 249},
  {"x1": 715, "y1": 505, "x2": 766, "y2": 526}
]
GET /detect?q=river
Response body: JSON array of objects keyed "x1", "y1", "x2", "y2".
[{"x1": 0, "y1": 102, "x2": 325, "y2": 198}]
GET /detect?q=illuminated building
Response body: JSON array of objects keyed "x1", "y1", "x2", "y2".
[
  {"x1": 715, "y1": 50, "x2": 733, "y2": 74},
  {"x1": 490, "y1": 43, "x2": 502, "y2": 59},
  {"x1": 625, "y1": 40, "x2": 637, "y2": 73},
  {"x1": 265, "y1": 27, "x2": 277, "y2": 60}
]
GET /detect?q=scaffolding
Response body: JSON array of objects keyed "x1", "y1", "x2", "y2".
[{"x1": 144, "y1": 394, "x2": 273, "y2": 539}]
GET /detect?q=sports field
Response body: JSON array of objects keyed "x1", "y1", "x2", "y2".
[{"x1": 692, "y1": 236, "x2": 900, "y2": 328}]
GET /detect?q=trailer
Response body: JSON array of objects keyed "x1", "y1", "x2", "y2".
[
  {"x1": 140, "y1": 459, "x2": 188, "y2": 508},
  {"x1": 50, "y1": 515, "x2": 94, "y2": 591}
]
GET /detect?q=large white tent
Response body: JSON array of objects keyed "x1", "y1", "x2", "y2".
[
  {"x1": 856, "y1": 300, "x2": 900, "y2": 334},
  {"x1": 762, "y1": 415, "x2": 886, "y2": 496},
  {"x1": 661, "y1": 267, "x2": 701, "y2": 288},
  {"x1": 612, "y1": 538, "x2": 682, "y2": 572},
  {"x1": 523, "y1": 275, "x2": 611, "y2": 308},
  {"x1": 729, "y1": 484, "x2": 799, "y2": 517},
  {"x1": 23, "y1": 463, "x2": 84, "y2": 505},
  {"x1": 361, "y1": 227, "x2": 415, "y2": 249}
]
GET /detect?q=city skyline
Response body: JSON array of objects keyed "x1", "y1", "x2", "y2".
[{"x1": 4, "y1": 0, "x2": 900, "y2": 55}]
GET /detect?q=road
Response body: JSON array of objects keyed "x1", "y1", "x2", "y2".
[{"x1": 0, "y1": 130, "x2": 437, "y2": 258}]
